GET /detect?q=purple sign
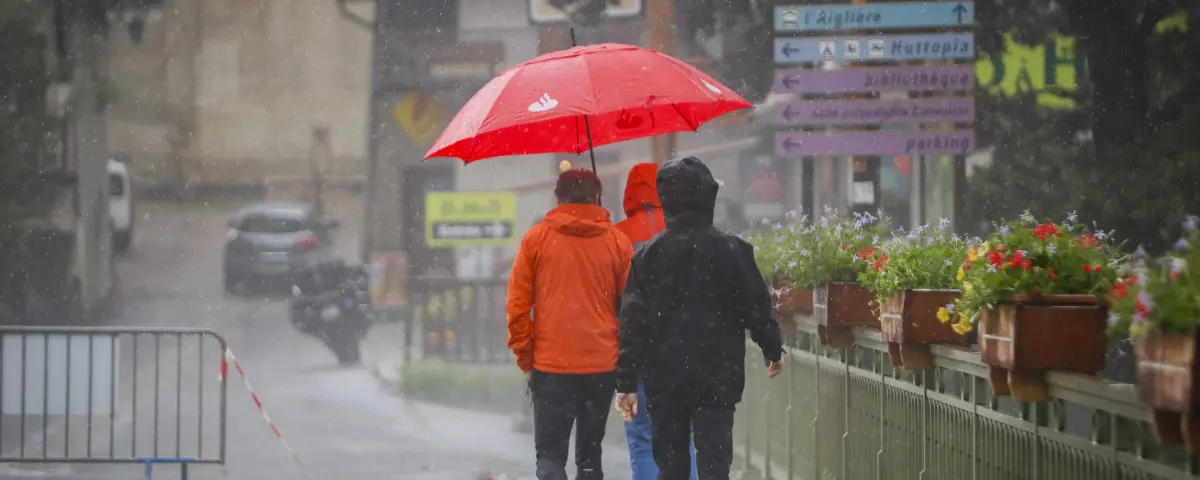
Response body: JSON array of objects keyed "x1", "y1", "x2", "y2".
[
  {"x1": 773, "y1": 66, "x2": 975, "y2": 94},
  {"x1": 775, "y1": 98, "x2": 974, "y2": 126},
  {"x1": 775, "y1": 130, "x2": 975, "y2": 157}
]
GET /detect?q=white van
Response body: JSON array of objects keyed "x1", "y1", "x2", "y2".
[{"x1": 107, "y1": 157, "x2": 134, "y2": 252}]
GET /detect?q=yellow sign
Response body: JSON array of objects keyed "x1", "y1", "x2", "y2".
[
  {"x1": 393, "y1": 92, "x2": 446, "y2": 144},
  {"x1": 425, "y1": 191, "x2": 518, "y2": 247},
  {"x1": 529, "y1": 0, "x2": 643, "y2": 24}
]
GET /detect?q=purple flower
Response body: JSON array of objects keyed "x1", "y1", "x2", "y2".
[
  {"x1": 799, "y1": 249, "x2": 810, "y2": 257},
  {"x1": 987, "y1": 264, "x2": 997, "y2": 273},
  {"x1": 925, "y1": 236, "x2": 935, "y2": 245},
  {"x1": 807, "y1": 225, "x2": 816, "y2": 233},
  {"x1": 1171, "y1": 258, "x2": 1187, "y2": 275},
  {"x1": 852, "y1": 255, "x2": 859, "y2": 263},
  {"x1": 938, "y1": 218, "x2": 950, "y2": 230},
  {"x1": 788, "y1": 261, "x2": 798, "y2": 269},
  {"x1": 999, "y1": 225, "x2": 1011, "y2": 235},
  {"x1": 1175, "y1": 237, "x2": 1190, "y2": 251},
  {"x1": 1107, "y1": 313, "x2": 1119, "y2": 327},
  {"x1": 1094, "y1": 229, "x2": 1108, "y2": 240},
  {"x1": 945, "y1": 303, "x2": 956, "y2": 314},
  {"x1": 944, "y1": 259, "x2": 952, "y2": 267},
  {"x1": 1046, "y1": 244, "x2": 1057, "y2": 255},
  {"x1": 1185, "y1": 216, "x2": 1197, "y2": 231},
  {"x1": 897, "y1": 226, "x2": 905, "y2": 233},
  {"x1": 855, "y1": 234, "x2": 864, "y2": 241},
  {"x1": 872, "y1": 235, "x2": 880, "y2": 244},
  {"x1": 776, "y1": 235, "x2": 785, "y2": 243},
  {"x1": 1017, "y1": 249, "x2": 1028, "y2": 257},
  {"x1": 1067, "y1": 211, "x2": 1078, "y2": 223},
  {"x1": 1133, "y1": 313, "x2": 1146, "y2": 325},
  {"x1": 787, "y1": 210, "x2": 798, "y2": 220}
]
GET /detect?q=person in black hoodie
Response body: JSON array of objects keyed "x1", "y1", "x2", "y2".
[{"x1": 614, "y1": 156, "x2": 784, "y2": 479}]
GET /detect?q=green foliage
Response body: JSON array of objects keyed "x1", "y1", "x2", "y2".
[
  {"x1": 399, "y1": 358, "x2": 528, "y2": 414},
  {"x1": 965, "y1": 3, "x2": 1199, "y2": 252},
  {"x1": 747, "y1": 208, "x2": 888, "y2": 289},
  {"x1": 858, "y1": 219, "x2": 970, "y2": 307},
  {"x1": 1109, "y1": 217, "x2": 1200, "y2": 341},
  {"x1": 952, "y1": 212, "x2": 1123, "y2": 334}
]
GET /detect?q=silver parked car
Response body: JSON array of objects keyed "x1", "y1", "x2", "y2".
[{"x1": 222, "y1": 204, "x2": 338, "y2": 295}]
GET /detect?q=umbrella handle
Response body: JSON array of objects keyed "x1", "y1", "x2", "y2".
[{"x1": 569, "y1": 27, "x2": 598, "y2": 190}]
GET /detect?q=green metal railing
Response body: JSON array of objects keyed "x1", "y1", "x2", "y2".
[{"x1": 733, "y1": 321, "x2": 1200, "y2": 480}]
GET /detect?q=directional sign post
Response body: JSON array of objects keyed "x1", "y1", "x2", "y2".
[
  {"x1": 775, "y1": 2, "x2": 975, "y2": 32},
  {"x1": 775, "y1": 33, "x2": 975, "y2": 63},
  {"x1": 776, "y1": 130, "x2": 976, "y2": 157},
  {"x1": 776, "y1": 98, "x2": 974, "y2": 126},
  {"x1": 424, "y1": 191, "x2": 518, "y2": 248},
  {"x1": 774, "y1": 65, "x2": 975, "y2": 94}
]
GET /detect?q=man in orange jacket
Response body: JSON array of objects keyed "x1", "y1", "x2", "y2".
[{"x1": 506, "y1": 168, "x2": 635, "y2": 480}]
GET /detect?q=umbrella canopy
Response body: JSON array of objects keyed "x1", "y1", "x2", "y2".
[{"x1": 424, "y1": 43, "x2": 753, "y2": 164}]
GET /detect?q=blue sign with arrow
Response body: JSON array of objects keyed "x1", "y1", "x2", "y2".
[
  {"x1": 774, "y1": 33, "x2": 975, "y2": 64},
  {"x1": 775, "y1": 2, "x2": 974, "y2": 32}
]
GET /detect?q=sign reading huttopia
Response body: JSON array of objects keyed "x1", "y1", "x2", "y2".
[{"x1": 424, "y1": 191, "x2": 518, "y2": 248}]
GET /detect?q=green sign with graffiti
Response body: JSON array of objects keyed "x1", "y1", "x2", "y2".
[{"x1": 976, "y1": 14, "x2": 1186, "y2": 109}]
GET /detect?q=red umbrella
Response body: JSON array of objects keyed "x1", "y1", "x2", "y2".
[{"x1": 423, "y1": 43, "x2": 752, "y2": 169}]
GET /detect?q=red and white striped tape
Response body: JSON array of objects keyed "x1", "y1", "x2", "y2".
[{"x1": 219, "y1": 346, "x2": 304, "y2": 467}]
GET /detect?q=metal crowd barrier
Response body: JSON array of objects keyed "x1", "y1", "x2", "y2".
[
  {"x1": 406, "y1": 277, "x2": 511, "y2": 363},
  {"x1": 0, "y1": 326, "x2": 228, "y2": 479},
  {"x1": 733, "y1": 319, "x2": 1200, "y2": 480}
]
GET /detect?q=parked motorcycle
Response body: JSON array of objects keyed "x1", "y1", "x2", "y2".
[{"x1": 288, "y1": 258, "x2": 374, "y2": 365}]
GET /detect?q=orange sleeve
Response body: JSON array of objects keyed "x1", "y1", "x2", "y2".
[{"x1": 506, "y1": 227, "x2": 539, "y2": 372}]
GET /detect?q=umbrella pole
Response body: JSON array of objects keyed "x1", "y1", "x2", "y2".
[{"x1": 570, "y1": 27, "x2": 600, "y2": 174}]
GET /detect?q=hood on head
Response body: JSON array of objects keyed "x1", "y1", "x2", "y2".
[
  {"x1": 622, "y1": 163, "x2": 661, "y2": 214},
  {"x1": 541, "y1": 204, "x2": 612, "y2": 237},
  {"x1": 656, "y1": 156, "x2": 718, "y2": 227}
]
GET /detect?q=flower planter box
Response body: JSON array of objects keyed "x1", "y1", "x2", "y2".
[
  {"x1": 979, "y1": 295, "x2": 1107, "y2": 403},
  {"x1": 772, "y1": 278, "x2": 812, "y2": 336},
  {"x1": 773, "y1": 277, "x2": 814, "y2": 316},
  {"x1": 1135, "y1": 328, "x2": 1200, "y2": 453},
  {"x1": 813, "y1": 282, "x2": 878, "y2": 348},
  {"x1": 879, "y1": 289, "x2": 972, "y2": 370}
]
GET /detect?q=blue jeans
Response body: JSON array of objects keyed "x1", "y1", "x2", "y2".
[{"x1": 625, "y1": 378, "x2": 697, "y2": 480}]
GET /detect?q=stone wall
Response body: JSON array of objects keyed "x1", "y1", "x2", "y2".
[{"x1": 105, "y1": 0, "x2": 373, "y2": 191}]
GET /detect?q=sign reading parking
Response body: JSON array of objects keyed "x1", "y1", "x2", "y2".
[
  {"x1": 775, "y1": 130, "x2": 976, "y2": 157},
  {"x1": 424, "y1": 191, "x2": 518, "y2": 247},
  {"x1": 775, "y1": 33, "x2": 975, "y2": 63},
  {"x1": 775, "y1": 2, "x2": 974, "y2": 32}
]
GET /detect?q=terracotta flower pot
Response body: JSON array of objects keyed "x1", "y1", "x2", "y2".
[
  {"x1": 879, "y1": 289, "x2": 973, "y2": 370},
  {"x1": 813, "y1": 282, "x2": 878, "y2": 348},
  {"x1": 1135, "y1": 328, "x2": 1200, "y2": 453},
  {"x1": 979, "y1": 294, "x2": 1107, "y2": 403}
]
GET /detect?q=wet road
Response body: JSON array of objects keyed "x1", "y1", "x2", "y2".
[{"x1": 0, "y1": 199, "x2": 634, "y2": 480}]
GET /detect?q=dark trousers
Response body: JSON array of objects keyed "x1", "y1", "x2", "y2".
[
  {"x1": 649, "y1": 398, "x2": 735, "y2": 480},
  {"x1": 531, "y1": 370, "x2": 616, "y2": 480}
]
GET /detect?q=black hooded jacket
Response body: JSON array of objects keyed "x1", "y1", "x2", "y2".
[{"x1": 615, "y1": 157, "x2": 783, "y2": 407}]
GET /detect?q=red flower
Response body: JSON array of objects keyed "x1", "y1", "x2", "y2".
[
  {"x1": 1049, "y1": 267, "x2": 1057, "y2": 279},
  {"x1": 988, "y1": 251, "x2": 1005, "y2": 266},
  {"x1": 1022, "y1": 259, "x2": 1032, "y2": 270},
  {"x1": 1108, "y1": 277, "x2": 1134, "y2": 301},
  {"x1": 1083, "y1": 264, "x2": 1102, "y2": 273},
  {"x1": 841, "y1": 244, "x2": 852, "y2": 250},
  {"x1": 1076, "y1": 233, "x2": 1098, "y2": 248},
  {"x1": 1008, "y1": 250, "x2": 1026, "y2": 269},
  {"x1": 1034, "y1": 222, "x2": 1062, "y2": 241}
]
